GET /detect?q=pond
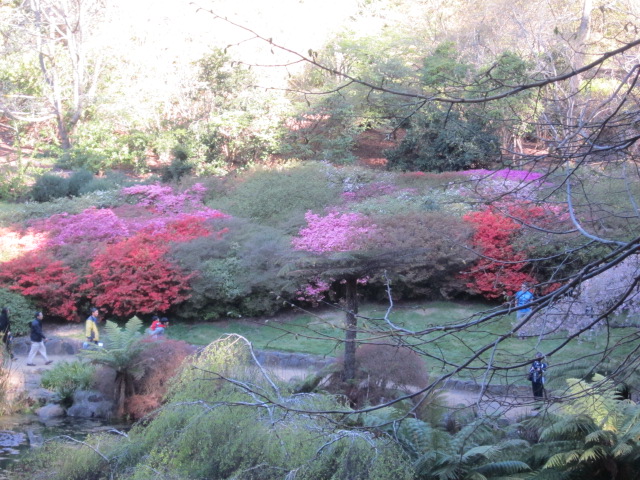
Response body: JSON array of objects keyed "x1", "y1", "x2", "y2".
[{"x1": 0, "y1": 414, "x2": 128, "y2": 478}]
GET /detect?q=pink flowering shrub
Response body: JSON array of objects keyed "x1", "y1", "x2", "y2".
[
  {"x1": 121, "y1": 183, "x2": 209, "y2": 213},
  {"x1": 295, "y1": 278, "x2": 333, "y2": 306},
  {"x1": 30, "y1": 207, "x2": 130, "y2": 248},
  {"x1": 292, "y1": 210, "x2": 378, "y2": 253}
]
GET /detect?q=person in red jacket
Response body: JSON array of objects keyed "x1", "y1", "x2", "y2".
[{"x1": 150, "y1": 316, "x2": 169, "y2": 336}]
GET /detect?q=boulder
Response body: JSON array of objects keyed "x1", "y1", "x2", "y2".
[
  {"x1": 28, "y1": 387, "x2": 61, "y2": 405},
  {"x1": 67, "y1": 390, "x2": 115, "y2": 419},
  {"x1": 36, "y1": 404, "x2": 66, "y2": 420}
]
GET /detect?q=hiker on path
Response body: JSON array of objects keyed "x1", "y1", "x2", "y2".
[
  {"x1": 85, "y1": 307, "x2": 101, "y2": 345},
  {"x1": 27, "y1": 311, "x2": 52, "y2": 366}
]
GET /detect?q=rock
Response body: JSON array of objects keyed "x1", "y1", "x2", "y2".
[
  {"x1": 67, "y1": 390, "x2": 114, "y2": 419},
  {"x1": 36, "y1": 404, "x2": 66, "y2": 420},
  {"x1": 11, "y1": 336, "x2": 82, "y2": 356},
  {"x1": 28, "y1": 388, "x2": 61, "y2": 405}
]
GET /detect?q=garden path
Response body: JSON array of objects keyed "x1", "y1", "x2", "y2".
[{"x1": 7, "y1": 324, "x2": 542, "y2": 421}]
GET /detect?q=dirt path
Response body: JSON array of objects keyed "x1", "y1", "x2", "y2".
[
  {"x1": 6, "y1": 353, "x2": 80, "y2": 404},
  {"x1": 8, "y1": 325, "x2": 542, "y2": 421}
]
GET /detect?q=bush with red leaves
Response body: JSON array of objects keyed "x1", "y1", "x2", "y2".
[
  {"x1": 0, "y1": 252, "x2": 80, "y2": 320},
  {"x1": 459, "y1": 207, "x2": 538, "y2": 300},
  {"x1": 125, "y1": 338, "x2": 195, "y2": 419}
]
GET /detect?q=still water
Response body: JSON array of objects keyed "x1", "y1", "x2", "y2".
[{"x1": 0, "y1": 414, "x2": 127, "y2": 478}]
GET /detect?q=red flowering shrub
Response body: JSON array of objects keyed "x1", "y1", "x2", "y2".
[
  {"x1": 0, "y1": 253, "x2": 80, "y2": 320},
  {"x1": 82, "y1": 233, "x2": 193, "y2": 317},
  {"x1": 81, "y1": 216, "x2": 228, "y2": 317},
  {"x1": 459, "y1": 207, "x2": 537, "y2": 299}
]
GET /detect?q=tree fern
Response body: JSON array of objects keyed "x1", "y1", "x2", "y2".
[
  {"x1": 539, "y1": 415, "x2": 597, "y2": 442},
  {"x1": 81, "y1": 316, "x2": 148, "y2": 417}
]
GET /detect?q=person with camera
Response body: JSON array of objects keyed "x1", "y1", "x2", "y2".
[{"x1": 529, "y1": 352, "x2": 547, "y2": 402}]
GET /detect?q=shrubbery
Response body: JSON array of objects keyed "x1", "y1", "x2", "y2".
[
  {"x1": 0, "y1": 288, "x2": 36, "y2": 336},
  {"x1": 31, "y1": 169, "x2": 97, "y2": 202},
  {"x1": 40, "y1": 360, "x2": 95, "y2": 407},
  {"x1": 210, "y1": 163, "x2": 342, "y2": 227},
  {"x1": 171, "y1": 218, "x2": 297, "y2": 319},
  {"x1": 385, "y1": 109, "x2": 500, "y2": 172},
  {"x1": 30, "y1": 173, "x2": 70, "y2": 202}
]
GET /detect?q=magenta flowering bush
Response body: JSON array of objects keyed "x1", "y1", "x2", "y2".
[
  {"x1": 30, "y1": 207, "x2": 130, "y2": 248},
  {"x1": 121, "y1": 182, "x2": 211, "y2": 214},
  {"x1": 292, "y1": 210, "x2": 378, "y2": 253},
  {"x1": 295, "y1": 278, "x2": 332, "y2": 306}
]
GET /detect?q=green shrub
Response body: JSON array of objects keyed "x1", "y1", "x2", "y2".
[
  {"x1": 161, "y1": 157, "x2": 194, "y2": 182},
  {"x1": 40, "y1": 360, "x2": 96, "y2": 407},
  {"x1": 0, "y1": 190, "x2": 123, "y2": 225},
  {"x1": 78, "y1": 170, "x2": 134, "y2": 195},
  {"x1": 57, "y1": 146, "x2": 110, "y2": 174},
  {"x1": 171, "y1": 218, "x2": 297, "y2": 320},
  {"x1": 31, "y1": 173, "x2": 70, "y2": 202},
  {"x1": 0, "y1": 164, "x2": 31, "y2": 201},
  {"x1": 67, "y1": 169, "x2": 94, "y2": 197},
  {"x1": 385, "y1": 109, "x2": 500, "y2": 172},
  {"x1": 211, "y1": 163, "x2": 342, "y2": 227},
  {"x1": 11, "y1": 432, "x2": 118, "y2": 480},
  {"x1": 0, "y1": 289, "x2": 36, "y2": 336},
  {"x1": 115, "y1": 336, "x2": 414, "y2": 480}
]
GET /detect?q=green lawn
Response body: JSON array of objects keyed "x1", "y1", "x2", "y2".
[{"x1": 165, "y1": 300, "x2": 638, "y2": 387}]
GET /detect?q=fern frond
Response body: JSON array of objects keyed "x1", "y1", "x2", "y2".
[
  {"x1": 611, "y1": 441, "x2": 634, "y2": 458},
  {"x1": 543, "y1": 451, "x2": 579, "y2": 469},
  {"x1": 463, "y1": 445, "x2": 500, "y2": 462},
  {"x1": 584, "y1": 429, "x2": 615, "y2": 446},
  {"x1": 539, "y1": 415, "x2": 596, "y2": 442},
  {"x1": 578, "y1": 445, "x2": 607, "y2": 463},
  {"x1": 473, "y1": 460, "x2": 531, "y2": 476}
]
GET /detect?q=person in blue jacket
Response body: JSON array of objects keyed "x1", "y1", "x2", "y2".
[{"x1": 514, "y1": 282, "x2": 535, "y2": 321}]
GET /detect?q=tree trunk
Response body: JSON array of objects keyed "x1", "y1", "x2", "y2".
[
  {"x1": 569, "y1": 0, "x2": 592, "y2": 94},
  {"x1": 115, "y1": 374, "x2": 126, "y2": 418},
  {"x1": 343, "y1": 276, "x2": 358, "y2": 382}
]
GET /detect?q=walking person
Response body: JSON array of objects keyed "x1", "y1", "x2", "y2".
[
  {"x1": 27, "y1": 311, "x2": 52, "y2": 366},
  {"x1": 0, "y1": 307, "x2": 15, "y2": 360},
  {"x1": 529, "y1": 353, "x2": 547, "y2": 403},
  {"x1": 85, "y1": 307, "x2": 101, "y2": 346}
]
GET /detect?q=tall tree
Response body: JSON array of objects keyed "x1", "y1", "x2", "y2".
[{"x1": 1, "y1": 0, "x2": 107, "y2": 149}]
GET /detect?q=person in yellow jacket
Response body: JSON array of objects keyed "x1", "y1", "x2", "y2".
[{"x1": 85, "y1": 307, "x2": 101, "y2": 345}]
